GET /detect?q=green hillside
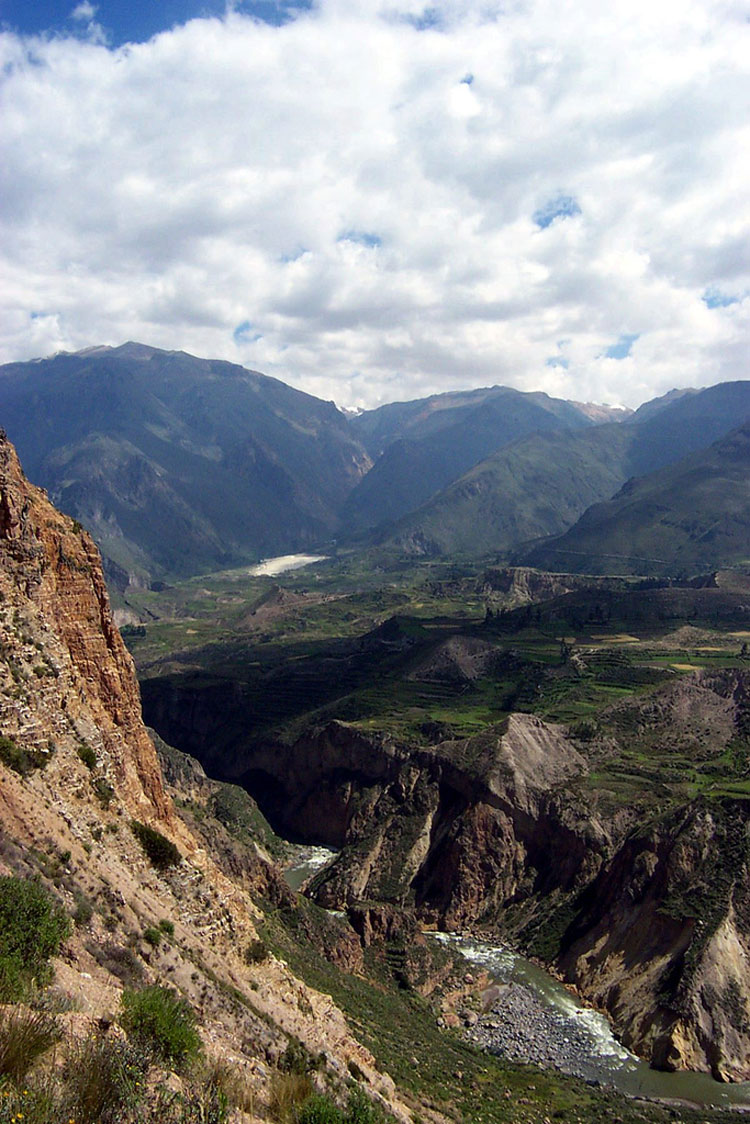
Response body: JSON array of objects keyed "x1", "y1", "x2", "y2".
[
  {"x1": 524, "y1": 422, "x2": 750, "y2": 575},
  {"x1": 0, "y1": 343, "x2": 370, "y2": 586},
  {"x1": 370, "y1": 380, "x2": 750, "y2": 560},
  {"x1": 343, "y1": 387, "x2": 595, "y2": 531}
]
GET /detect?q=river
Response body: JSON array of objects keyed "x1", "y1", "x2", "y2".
[
  {"x1": 282, "y1": 848, "x2": 750, "y2": 1109},
  {"x1": 433, "y1": 933, "x2": 750, "y2": 1110},
  {"x1": 248, "y1": 553, "x2": 328, "y2": 577},
  {"x1": 283, "y1": 844, "x2": 338, "y2": 891}
]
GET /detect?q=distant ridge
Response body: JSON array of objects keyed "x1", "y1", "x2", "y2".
[
  {"x1": 522, "y1": 419, "x2": 750, "y2": 575},
  {"x1": 344, "y1": 385, "x2": 598, "y2": 531},
  {"x1": 2, "y1": 341, "x2": 746, "y2": 583},
  {"x1": 0, "y1": 343, "x2": 370, "y2": 587},
  {"x1": 367, "y1": 380, "x2": 750, "y2": 562}
]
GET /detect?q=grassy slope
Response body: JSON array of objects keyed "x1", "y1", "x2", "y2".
[
  {"x1": 343, "y1": 390, "x2": 593, "y2": 532},
  {"x1": 367, "y1": 380, "x2": 750, "y2": 561},
  {"x1": 130, "y1": 559, "x2": 750, "y2": 801},
  {"x1": 525, "y1": 423, "x2": 750, "y2": 576}
]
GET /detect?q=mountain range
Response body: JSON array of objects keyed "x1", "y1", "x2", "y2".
[
  {"x1": 523, "y1": 421, "x2": 750, "y2": 575},
  {"x1": 2, "y1": 342, "x2": 750, "y2": 583},
  {"x1": 377, "y1": 380, "x2": 750, "y2": 563},
  {"x1": 3, "y1": 389, "x2": 743, "y2": 1122},
  {"x1": 0, "y1": 343, "x2": 369, "y2": 587}
]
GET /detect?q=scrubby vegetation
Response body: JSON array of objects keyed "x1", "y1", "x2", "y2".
[
  {"x1": 60, "y1": 1034, "x2": 148, "y2": 1124},
  {"x1": 0, "y1": 876, "x2": 70, "y2": 1000},
  {"x1": 244, "y1": 938, "x2": 269, "y2": 964},
  {"x1": 76, "y1": 741, "x2": 98, "y2": 769},
  {"x1": 0, "y1": 1007, "x2": 62, "y2": 1082},
  {"x1": 0, "y1": 735, "x2": 51, "y2": 777},
  {"x1": 131, "y1": 820, "x2": 181, "y2": 869},
  {"x1": 120, "y1": 985, "x2": 202, "y2": 1069},
  {"x1": 0, "y1": 1022, "x2": 247, "y2": 1124}
]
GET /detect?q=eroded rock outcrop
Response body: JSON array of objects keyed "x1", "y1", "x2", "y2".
[
  {"x1": 557, "y1": 796, "x2": 750, "y2": 1081},
  {"x1": 227, "y1": 714, "x2": 604, "y2": 933},
  {"x1": 164, "y1": 664, "x2": 750, "y2": 1084},
  {"x1": 0, "y1": 435, "x2": 172, "y2": 824}
]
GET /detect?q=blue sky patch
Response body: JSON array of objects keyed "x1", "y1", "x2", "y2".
[
  {"x1": 703, "y1": 287, "x2": 740, "y2": 309},
  {"x1": 604, "y1": 333, "x2": 639, "y2": 360},
  {"x1": 399, "y1": 7, "x2": 442, "y2": 31},
  {"x1": 280, "y1": 246, "x2": 309, "y2": 263},
  {"x1": 545, "y1": 356, "x2": 569, "y2": 369},
  {"x1": 533, "y1": 194, "x2": 581, "y2": 229},
  {"x1": 233, "y1": 320, "x2": 261, "y2": 344},
  {"x1": 338, "y1": 231, "x2": 382, "y2": 248},
  {"x1": 0, "y1": 0, "x2": 312, "y2": 47},
  {"x1": 460, "y1": 73, "x2": 474, "y2": 85}
]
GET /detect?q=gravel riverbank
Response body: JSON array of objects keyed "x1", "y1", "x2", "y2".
[{"x1": 463, "y1": 981, "x2": 623, "y2": 1085}]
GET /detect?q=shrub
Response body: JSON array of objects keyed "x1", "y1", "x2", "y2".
[
  {"x1": 245, "y1": 938, "x2": 269, "y2": 964},
  {"x1": 296, "y1": 1094, "x2": 344, "y2": 1124},
  {"x1": 86, "y1": 941, "x2": 145, "y2": 987},
  {"x1": 203, "y1": 1057, "x2": 255, "y2": 1113},
  {"x1": 0, "y1": 735, "x2": 50, "y2": 777},
  {"x1": 61, "y1": 1033, "x2": 147, "y2": 1124},
  {"x1": 143, "y1": 926, "x2": 162, "y2": 947},
  {"x1": 0, "y1": 1079, "x2": 59, "y2": 1123},
  {"x1": 201, "y1": 1056, "x2": 256, "y2": 1119},
  {"x1": 0, "y1": 1007, "x2": 62, "y2": 1083},
  {"x1": 279, "y1": 1038, "x2": 321, "y2": 1076},
  {"x1": 131, "y1": 820, "x2": 181, "y2": 870},
  {"x1": 344, "y1": 1087, "x2": 384, "y2": 1124},
  {"x1": 269, "y1": 1071, "x2": 313, "y2": 1123},
  {"x1": 158, "y1": 918, "x2": 175, "y2": 936},
  {"x1": 0, "y1": 876, "x2": 70, "y2": 1001},
  {"x1": 72, "y1": 892, "x2": 94, "y2": 927},
  {"x1": 93, "y1": 777, "x2": 115, "y2": 808},
  {"x1": 120, "y1": 985, "x2": 201, "y2": 1069},
  {"x1": 30, "y1": 987, "x2": 80, "y2": 1015},
  {"x1": 156, "y1": 1079, "x2": 228, "y2": 1124},
  {"x1": 76, "y1": 742, "x2": 97, "y2": 770}
]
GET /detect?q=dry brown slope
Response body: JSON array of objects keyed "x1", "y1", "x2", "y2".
[{"x1": 0, "y1": 432, "x2": 406, "y2": 1121}]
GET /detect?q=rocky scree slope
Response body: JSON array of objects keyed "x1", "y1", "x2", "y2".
[{"x1": 0, "y1": 432, "x2": 406, "y2": 1121}]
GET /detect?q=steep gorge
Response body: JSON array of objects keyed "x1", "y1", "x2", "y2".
[{"x1": 144, "y1": 667, "x2": 750, "y2": 1084}]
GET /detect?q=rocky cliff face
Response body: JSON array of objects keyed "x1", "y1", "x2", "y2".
[
  {"x1": 305, "y1": 714, "x2": 606, "y2": 932},
  {"x1": 558, "y1": 795, "x2": 750, "y2": 1081},
  {"x1": 185, "y1": 713, "x2": 603, "y2": 934},
  {"x1": 0, "y1": 433, "x2": 408, "y2": 1121},
  {"x1": 0, "y1": 433, "x2": 172, "y2": 824}
]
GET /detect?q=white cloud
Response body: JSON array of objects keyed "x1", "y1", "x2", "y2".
[
  {"x1": 1, "y1": 0, "x2": 749, "y2": 408},
  {"x1": 67, "y1": 1, "x2": 107, "y2": 44},
  {"x1": 71, "y1": 2, "x2": 97, "y2": 20}
]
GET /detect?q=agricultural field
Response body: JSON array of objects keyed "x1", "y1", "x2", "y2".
[{"x1": 126, "y1": 559, "x2": 750, "y2": 795}]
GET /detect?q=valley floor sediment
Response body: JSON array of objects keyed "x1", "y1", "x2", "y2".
[
  {"x1": 466, "y1": 980, "x2": 615, "y2": 1084},
  {"x1": 434, "y1": 933, "x2": 750, "y2": 1112},
  {"x1": 467, "y1": 987, "x2": 750, "y2": 1114}
]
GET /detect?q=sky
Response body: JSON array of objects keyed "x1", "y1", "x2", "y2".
[{"x1": 1, "y1": 0, "x2": 749, "y2": 410}]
